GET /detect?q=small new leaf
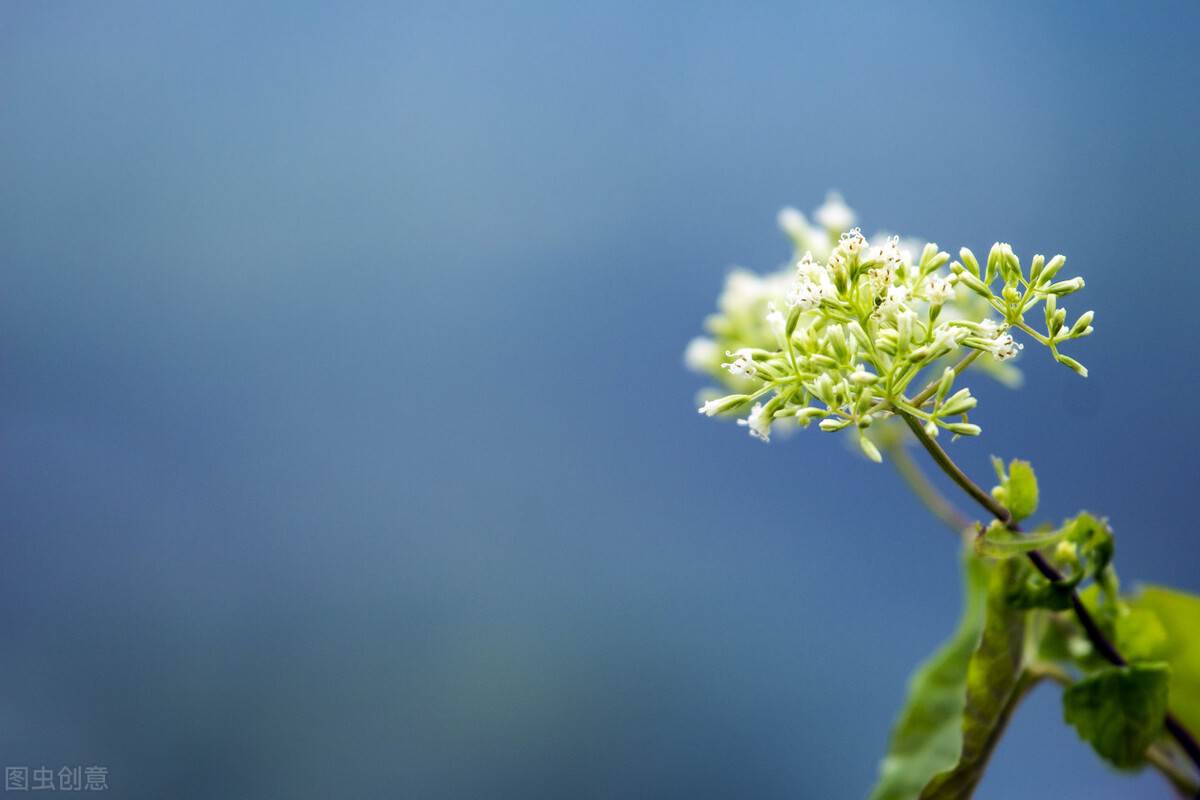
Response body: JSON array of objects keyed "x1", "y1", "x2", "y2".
[
  {"x1": 1062, "y1": 663, "x2": 1169, "y2": 770},
  {"x1": 1005, "y1": 460, "x2": 1038, "y2": 522}
]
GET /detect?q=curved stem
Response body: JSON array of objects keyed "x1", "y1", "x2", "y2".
[{"x1": 896, "y1": 409, "x2": 1200, "y2": 782}]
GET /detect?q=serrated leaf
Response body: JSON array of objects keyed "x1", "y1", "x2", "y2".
[
  {"x1": 920, "y1": 559, "x2": 1033, "y2": 799},
  {"x1": 1004, "y1": 460, "x2": 1038, "y2": 522},
  {"x1": 1131, "y1": 586, "x2": 1200, "y2": 737},
  {"x1": 1062, "y1": 663, "x2": 1169, "y2": 769},
  {"x1": 868, "y1": 555, "x2": 990, "y2": 800}
]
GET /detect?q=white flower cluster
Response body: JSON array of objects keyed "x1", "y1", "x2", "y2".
[{"x1": 687, "y1": 196, "x2": 1093, "y2": 454}]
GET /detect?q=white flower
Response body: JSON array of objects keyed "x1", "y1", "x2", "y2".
[
  {"x1": 684, "y1": 337, "x2": 719, "y2": 372},
  {"x1": 738, "y1": 403, "x2": 771, "y2": 442},
  {"x1": 923, "y1": 275, "x2": 955, "y2": 305},
  {"x1": 969, "y1": 323, "x2": 1024, "y2": 361},
  {"x1": 870, "y1": 234, "x2": 905, "y2": 270},
  {"x1": 721, "y1": 348, "x2": 757, "y2": 378},
  {"x1": 990, "y1": 333, "x2": 1024, "y2": 361},
  {"x1": 815, "y1": 191, "x2": 855, "y2": 231},
  {"x1": 777, "y1": 207, "x2": 810, "y2": 239},
  {"x1": 930, "y1": 324, "x2": 964, "y2": 354},
  {"x1": 786, "y1": 253, "x2": 835, "y2": 310},
  {"x1": 837, "y1": 227, "x2": 868, "y2": 258},
  {"x1": 698, "y1": 398, "x2": 722, "y2": 416},
  {"x1": 878, "y1": 284, "x2": 910, "y2": 315},
  {"x1": 794, "y1": 252, "x2": 825, "y2": 282}
]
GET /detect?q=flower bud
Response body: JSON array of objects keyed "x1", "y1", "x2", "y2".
[
  {"x1": 785, "y1": 304, "x2": 802, "y2": 337},
  {"x1": 959, "y1": 247, "x2": 981, "y2": 278},
  {"x1": 936, "y1": 367, "x2": 956, "y2": 403},
  {"x1": 819, "y1": 417, "x2": 851, "y2": 432},
  {"x1": 939, "y1": 388, "x2": 977, "y2": 417},
  {"x1": 1002, "y1": 246, "x2": 1021, "y2": 284},
  {"x1": 1054, "y1": 352, "x2": 1088, "y2": 378},
  {"x1": 849, "y1": 366, "x2": 878, "y2": 385},
  {"x1": 846, "y1": 319, "x2": 870, "y2": 348},
  {"x1": 919, "y1": 242, "x2": 938, "y2": 271},
  {"x1": 698, "y1": 394, "x2": 751, "y2": 416},
  {"x1": 944, "y1": 422, "x2": 982, "y2": 437},
  {"x1": 827, "y1": 325, "x2": 850, "y2": 361},
  {"x1": 813, "y1": 373, "x2": 835, "y2": 405},
  {"x1": 1028, "y1": 254, "x2": 1045, "y2": 286},
  {"x1": 1046, "y1": 277, "x2": 1085, "y2": 296},
  {"x1": 858, "y1": 434, "x2": 882, "y2": 463},
  {"x1": 896, "y1": 310, "x2": 913, "y2": 353},
  {"x1": 1069, "y1": 311, "x2": 1094, "y2": 338},
  {"x1": 955, "y1": 269, "x2": 993, "y2": 299},
  {"x1": 1040, "y1": 254, "x2": 1066, "y2": 284},
  {"x1": 1049, "y1": 306, "x2": 1066, "y2": 336},
  {"x1": 986, "y1": 242, "x2": 1007, "y2": 284}
]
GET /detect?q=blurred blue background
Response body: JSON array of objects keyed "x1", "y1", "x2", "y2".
[{"x1": 1, "y1": 1, "x2": 1198, "y2": 797}]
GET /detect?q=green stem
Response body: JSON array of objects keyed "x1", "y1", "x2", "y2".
[{"x1": 895, "y1": 408, "x2": 1200, "y2": 783}]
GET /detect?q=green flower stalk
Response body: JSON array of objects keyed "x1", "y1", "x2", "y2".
[{"x1": 686, "y1": 196, "x2": 1200, "y2": 798}]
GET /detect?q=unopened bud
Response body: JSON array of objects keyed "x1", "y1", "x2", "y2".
[
  {"x1": 1028, "y1": 254, "x2": 1045, "y2": 285},
  {"x1": 939, "y1": 388, "x2": 977, "y2": 417},
  {"x1": 1069, "y1": 311, "x2": 1094, "y2": 338},
  {"x1": 858, "y1": 434, "x2": 882, "y2": 463},
  {"x1": 936, "y1": 367, "x2": 955, "y2": 403},
  {"x1": 1046, "y1": 277, "x2": 1084, "y2": 296},
  {"x1": 959, "y1": 247, "x2": 981, "y2": 278},
  {"x1": 1040, "y1": 254, "x2": 1066, "y2": 284},
  {"x1": 1054, "y1": 352, "x2": 1089, "y2": 378}
]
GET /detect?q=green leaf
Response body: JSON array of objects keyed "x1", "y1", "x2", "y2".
[
  {"x1": 869, "y1": 555, "x2": 990, "y2": 800},
  {"x1": 920, "y1": 559, "x2": 1033, "y2": 799},
  {"x1": 1131, "y1": 586, "x2": 1200, "y2": 736},
  {"x1": 1004, "y1": 460, "x2": 1038, "y2": 522},
  {"x1": 870, "y1": 557, "x2": 1044, "y2": 800},
  {"x1": 1062, "y1": 663, "x2": 1169, "y2": 769},
  {"x1": 1115, "y1": 609, "x2": 1169, "y2": 663},
  {"x1": 975, "y1": 520, "x2": 1068, "y2": 559}
]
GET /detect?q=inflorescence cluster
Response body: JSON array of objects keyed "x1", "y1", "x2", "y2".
[{"x1": 686, "y1": 194, "x2": 1093, "y2": 458}]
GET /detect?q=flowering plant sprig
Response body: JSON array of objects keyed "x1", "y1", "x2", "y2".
[
  {"x1": 686, "y1": 196, "x2": 1200, "y2": 797},
  {"x1": 690, "y1": 195, "x2": 1092, "y2": 460}
]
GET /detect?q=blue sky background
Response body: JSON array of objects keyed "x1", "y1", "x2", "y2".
[{"x1": 2, "y1": 2, "x2": 1199, "y2": 797}]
